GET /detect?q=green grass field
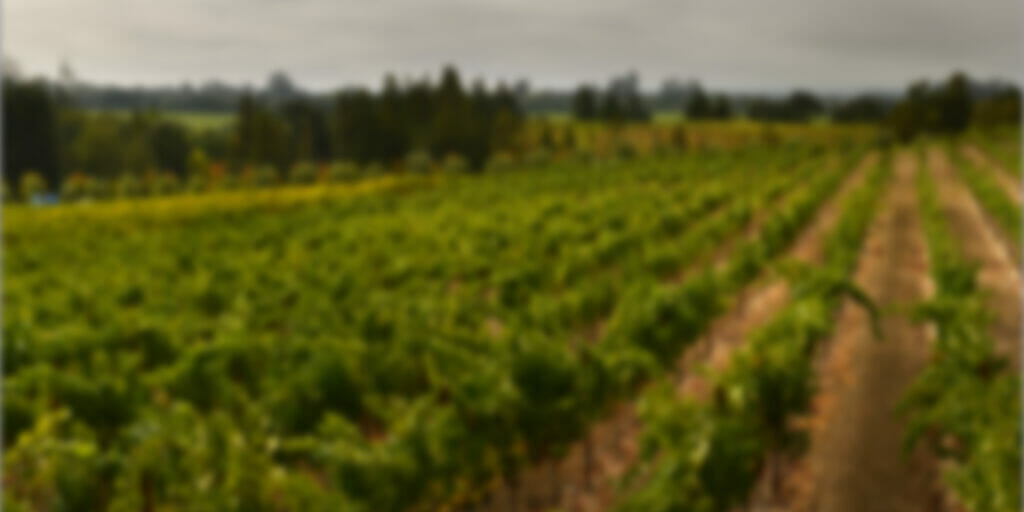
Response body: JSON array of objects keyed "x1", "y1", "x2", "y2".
[{"x1": 85, "y1": 108, "x2": 234, "y2": 131}]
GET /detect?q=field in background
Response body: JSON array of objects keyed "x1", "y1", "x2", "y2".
[
  {"x1": 89, "y1": 107, "x2": 868, "y2": 140},
  {"x1": 84, "y1": 108, "x2": 234, "y2": 132}
]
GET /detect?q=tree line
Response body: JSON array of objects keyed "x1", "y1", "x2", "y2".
[
  {"x1": 4, "y1": 79, "x2": 228, "y2": 197},
  {"x1": 569, "y1": 72, "x2": 1020, "y2": 129},
  {"x1": 3, "y1": 66, "x2": 525, "y2": 196},
  {"x1": 886, "y1": 72, "x2": 1020, "y2": 141},
  {"x1": 571, "y1": 72, "x2": 651, "y2": 122},
  {"x1": 3, "y1": 67, "x2": 1020, "y2": 198},
  {"x1": 572, "y1": 82, "x2": 832, "y2": 123},
  {"x1": 231, "y1": 67, "x2": 523, "y2": 172}
]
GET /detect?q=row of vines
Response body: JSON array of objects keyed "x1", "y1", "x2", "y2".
[
  {"x1": 899, "y1": 144, "x2": 1021, "y2": 511},
  {"x1": 3, "y1": 145, "x2": 860, "y2": 511}
]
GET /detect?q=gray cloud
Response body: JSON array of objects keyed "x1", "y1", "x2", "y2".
[{"x1": 6, "y1": 0, "x2": 1020, "y2": 92}]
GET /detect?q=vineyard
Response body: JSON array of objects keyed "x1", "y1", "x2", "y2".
[{"x1": 3, "y1": 129, "x2": 1021, "y2": 511}]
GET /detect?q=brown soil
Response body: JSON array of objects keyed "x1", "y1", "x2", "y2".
[
  {"x1": 929, "y1": 146, "x2": 1021, "y2": 365},
  {"x1": 472, "y1": 153, "x2": 876, "y2": 512},
  {"x1": 962, "y1": 144, "x2": 1022, "y2": 205},
  {"x1": 777, "y1": 150, "x2": 942, "y2": 512}
]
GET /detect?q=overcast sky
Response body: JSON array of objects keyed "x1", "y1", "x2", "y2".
[{"x1": 5, "y1": 0, "x2": 1021, "y2": 93}]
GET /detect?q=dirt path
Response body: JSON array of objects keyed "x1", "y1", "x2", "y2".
[
  {"x1": 779, "y1": 150, "x2": 941, "y2": 512},
  {"x1": 474, "y1": 153, "x2": 876, "y2": 512},
  {"x1": 962, "y1": 144, "x2": 1022, "y2": 205},
  {"x1": 930, "y1": 146, "x2": 1021, "y2": 365}
]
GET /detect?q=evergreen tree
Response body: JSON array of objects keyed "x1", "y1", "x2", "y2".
[
  {"x1": 376, "y1": 75, "x2": 411, "y2": 163},
  {"x1": 936, "y1": 72, "x2": 971, "y2": 133},
  {"x1": 686, "y1": 86, "x2": 711, "y2": 120},
  {"x1": 572, "y1": 86, "x2": 598, "y2": 120},
  {"x1": 538, "y1": 122, "x2": 556, "y2": 151},
  {"x1": 973, "y1": 86, "x2": 1021, "y2": 126},
  {"x1": 833, "y1": 95, "x2": 888, "y2": 123},
  {"x1": 151, "y1": 122, "x2": 189, "y2": 178},
  {"x1": 669, "y1": 124, "x2": 687, "y2": 150},
  {"x1": 232, "y1": 93, "x2": 289, "y2": 170},
  {"x1": 491, "y1": 83, "x2": 523, "y2": 153},
  {"x1": 709, "y1": 94, "x2": 733, "y2": 119},
  {"x1": 430, "y1": 65, "x2": 472, "y2": 161},
  {"x1": 331, "y1": 90, "x2": 378, "y2": 164},
  {"x1": 3, "y1": 79, "x2": 62, "y2": 190},
  {"x1": 601, "y1": 94, "x2": 623, "y2": 123}
]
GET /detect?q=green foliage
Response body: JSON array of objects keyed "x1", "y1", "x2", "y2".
[
  {"x1": 485, "y1": 151, "x2": 516, "y2": 172},
  {"x1": 572, "y1": 85, "x2": 599, "y2": 120},
  {"x1": 951, "y1": 146, "x2": 1022, "y2": 247},
  {"x1": 619, "y1": 390, "x2": 762, "y2": 512},
  {"x1": 185, "y1": 172, "x2": 207, "y2": 194},
  {"x1": 405, "y1": 150, "x2": 433, "y2": 173},
  {"x1": 747, "y1": 90, "x2": 823, "y2": 122},
  {"x1": 364, "y1": 162, "x2": 386, "y2": 176},
  {"x1": 605, "y1": 277, "x2": 722, "y2": 363},
  {"x1": 3, "y1": 78, "x2": 61, "y2": 190},
  {"x1": 232, "y1": 93, "x2": 290, "y2": 170},
  {"x1": 833, "y1": 95, "x2": 890, "y2": 123},
  {"x1": 328, "y1": 66, "x2": 523, "y2": 170},
  {"x1": 327, "y1": 161, "x2": 360, "y2": 182},
  {"x1": 441, "y1": 154, "x2": 468, "y2": 174},
  {"x1": 18, "y1": 171, "x2": 47, "y2": 201},
  {"x1": 972, "y1": 88, "x2": 1021, "y2": 128},
  {"x1": 60, "y1": 175, "x2": 92, "y2": 202},
  {"x1": 668, "y1": 123, "x2": 688, "y2": 150},
  {"x1": 186, "y1": 148, "x2": 210, "y2": 180},
  {"x1": 114, "y1": 173, "x2": 144, "y2": 198},
  {"x1": 687, "y1": 86, "x2": 733, "y2": 121},
  {"x1": 618, "y1": 156, "x2": 889, "y2": 511},
  {"x1": 151, "y1": 122, "x2": 190, "y2": 177},
  {"x1": 972, "y1": 129, "x2": 1021, "y2": 178},
  {"x1": 288, "y1": 161, "x2": 319, "y2": 185},
  {"x1": 888, "y1": 72, "x2": 974, "y2": 141},
  {"x1": 3, "y1": 146, "x2": 870, "y2": 510},
  {"x1": 524, "y1": 148, "x2": 551, "y2": 167},
  {"x1": 249, "y1": 165, "x2": 280, "y2": 188},
  {"x1": 146, "y1": 172, "x2": 179, "y2": 196},
  {"x1": 899, "y1": 155, "x2": 1021, "y2": 511},
  {"x1": 4, "y1": 409, "x2": 105, "y2": 512},
  {"x1": 572, "y1": 74, "x2": 648, "y2": 122}
]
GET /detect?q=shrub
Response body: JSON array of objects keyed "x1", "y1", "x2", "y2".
[
  {"x1": 60, "y1": 173, "x2": 91, "y2": 202},
  {"x1": 19, "y1": 171, "x2": 47, "y2": 201},
  {"x1": 615, "y1": 142, "x2": 637, "y2": 160},
  {"x1": 327, "y1": 161, "x2": 360, "y2": 183},
  {"x1": 114, "y1": 174, "x2": 143, "y2": 198},
  {"x1": 441, "y1": 154, "x2": 468, "y2": 174},
  {"x1": 147, "y1": 172, "x2": 179, "y2": 196},
  {"x1": 485, "y1": 151, "x2": 516, "y2": 172},
  {"x1": 251, "y1": 165, "x2": 279, "y2": 188},
  {"x1": 186, "y1": 149, "x2": 209, "y2": 180},
  {"x1": 185, "y1": 173, "x2": 206, "y2": 193},
  {"x1": 289, "y1": 162, "x2": 319, "y2": 184},
  {"x1": 573, "y1": 148, "x2": 597, "y2": 164},
  {"x1": 364, "y1": 162, "x2": 386, "y2": 176},
  {"x1": 405, "y1": 150, "x2": 433, "y2": 173},
  {"x1": 524, "y1": 148, "x2": 551, "y2": 167}
]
